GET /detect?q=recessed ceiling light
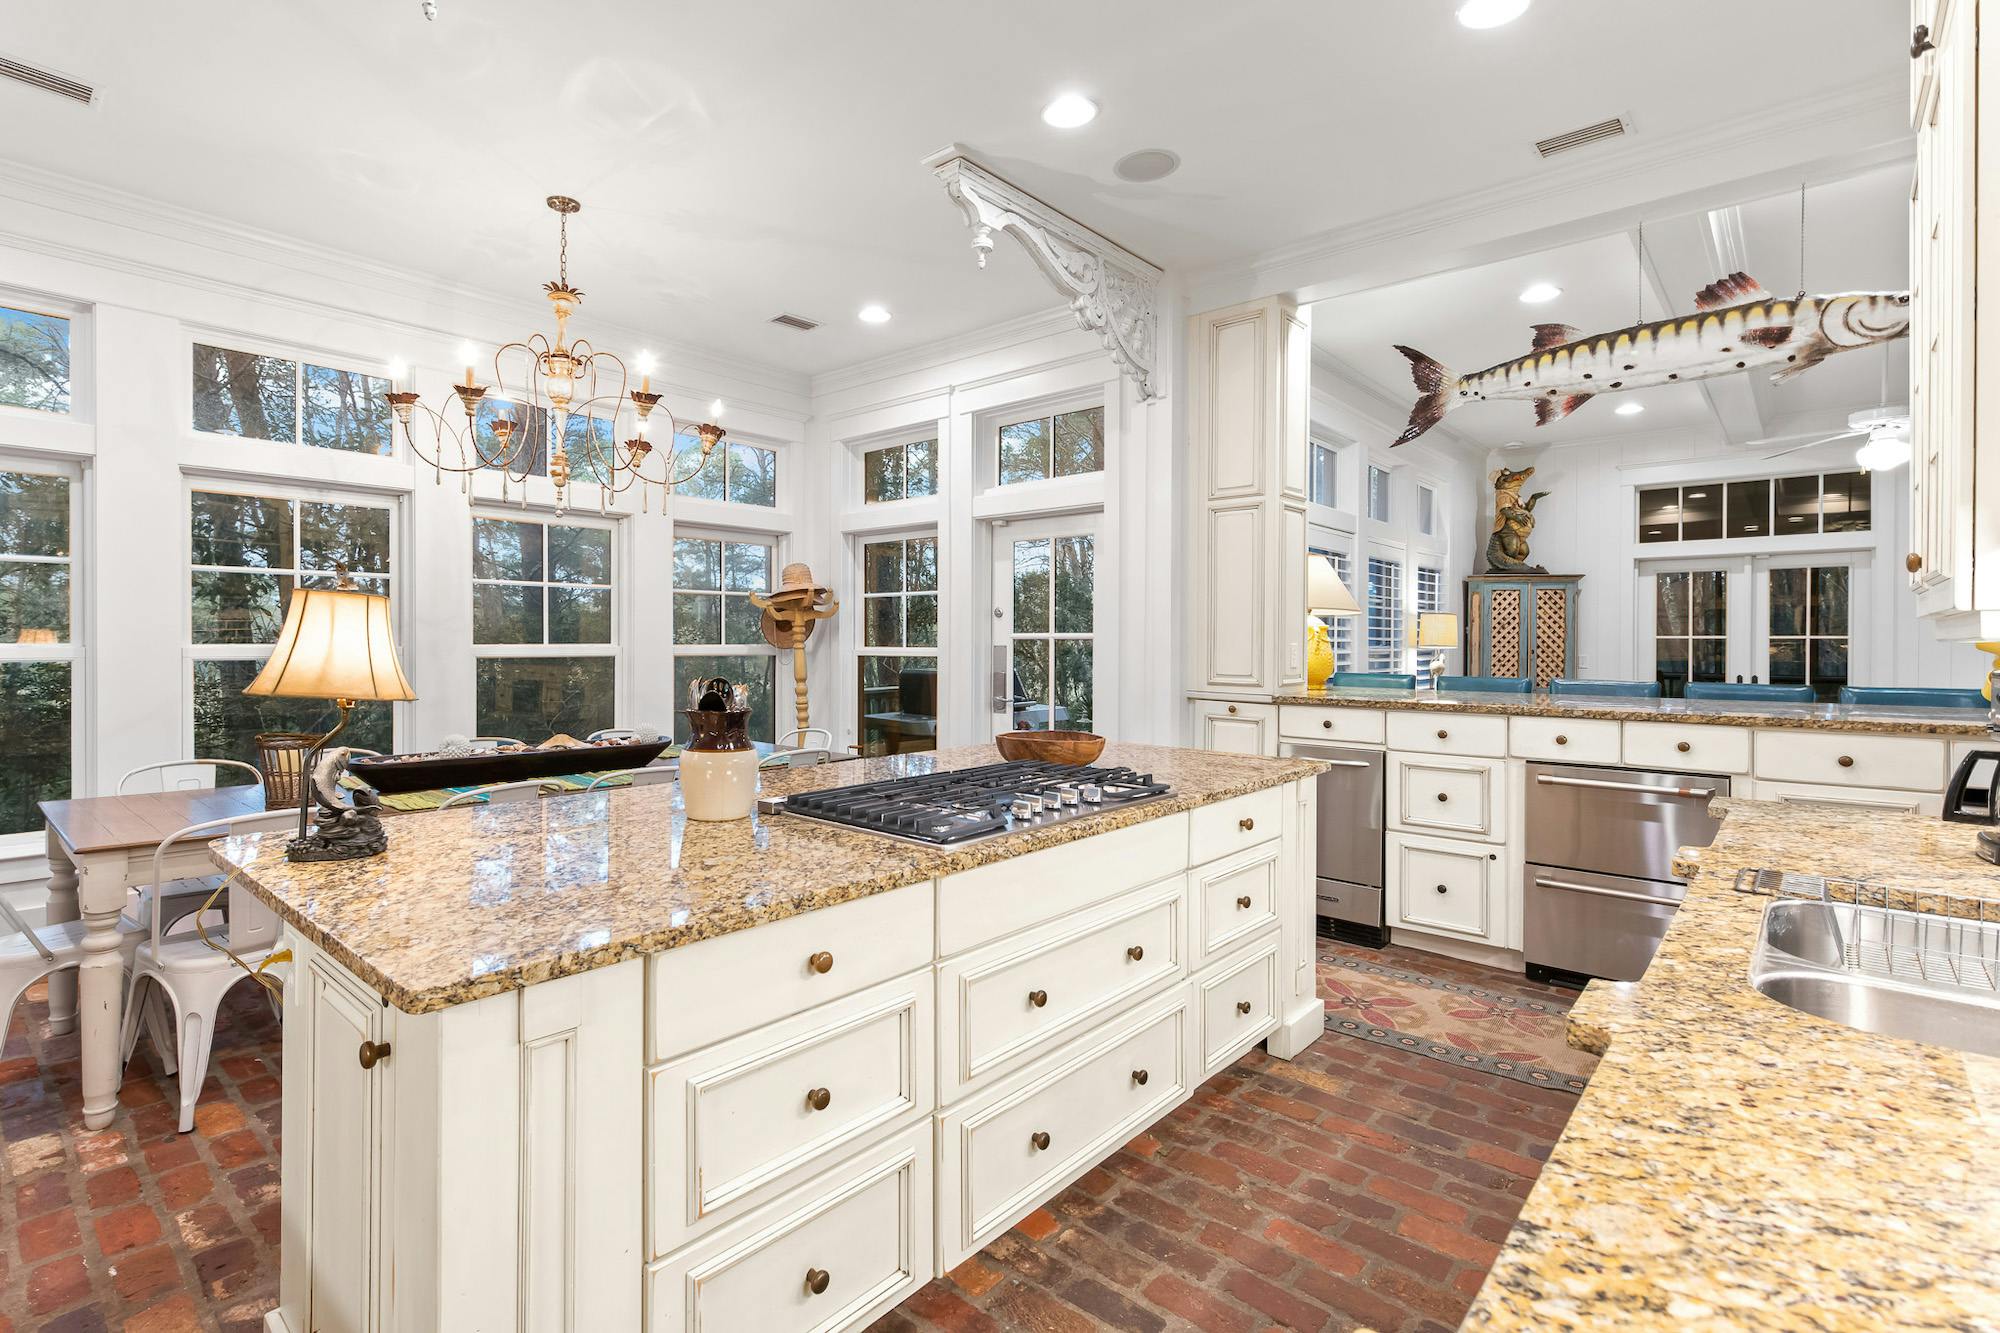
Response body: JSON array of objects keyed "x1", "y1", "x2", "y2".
[
  {"x1": 1457, "y1": 0, "x2": 1530, "y2": 28},
  {"x1": 1042, "y1": 93, "x2": 1098, "y2": 129},
  {"x1": 1615, "y1": 402, "x2": 1645, "y2": 416},
  {"x1": 858, "y1": 304, "x2": 891, "y2": 324},
  {"x1": 1518, "y1": 282, "x2": 1562, "y2": 304},
  {"x1": 1686, "y1": 491, "x2": 1707, "y2": 499},
  {"x1": 1114, "y1": 149, "x2": 1181, "y2": 182}
]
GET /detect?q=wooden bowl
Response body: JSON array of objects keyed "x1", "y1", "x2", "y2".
[{"x1": 993, "y1": 730, "x2": 1106, "y2": 765}]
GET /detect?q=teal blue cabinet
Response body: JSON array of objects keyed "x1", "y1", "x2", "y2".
[{"x1": 1465, "y1": 574, "x2": 1581, "y2": 689}]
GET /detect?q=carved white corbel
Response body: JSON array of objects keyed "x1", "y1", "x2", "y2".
[{"x1": 924, "y1": 146, "x2": 1163, "y2": 400}]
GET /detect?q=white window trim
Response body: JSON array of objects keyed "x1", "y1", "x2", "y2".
[
  {"x1": 0, "y1": 453, "x2": 85, "y2": 852},
  {"x1": 973, "y1": 389, "x2": 1106, "y2": 502}
]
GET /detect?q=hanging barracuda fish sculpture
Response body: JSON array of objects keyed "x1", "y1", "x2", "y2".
[{"x1": 1390, "y1": 273, "x2": 1910, "y2": 446}]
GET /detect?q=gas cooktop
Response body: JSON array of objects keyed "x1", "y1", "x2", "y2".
[{"x1": 772, "y1": 760, "x2": 1173, "y2": 846}]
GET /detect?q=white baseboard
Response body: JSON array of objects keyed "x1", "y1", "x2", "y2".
[{"x1": 1268, "y1": 997, "x2": 1326, "y2": 1059}]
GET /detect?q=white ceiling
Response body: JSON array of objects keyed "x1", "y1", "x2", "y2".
[
  {"x1": 1311, "y1": 162, "x2": 1913, "y2": 452},
  {"x1": 2, "y1": 0, "x2": 1906, "y2": 377}
]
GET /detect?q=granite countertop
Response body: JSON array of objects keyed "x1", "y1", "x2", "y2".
[
  {"x1": 1465, "y1": 799, "x2": 2000, "y2": 1331},
  {"x1": 1272, "y1": 686, "x2": 1994, "y2": 736},
  {"x1": 210, "y1": 742, "x2": 1321, "y2": 1015}
]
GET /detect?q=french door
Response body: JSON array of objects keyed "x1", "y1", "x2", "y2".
[
  {"x1": 990, "y1": 516, "x2": 1103, "y2": 735},
  {"x1": 1642, "y1": 555, "x2": 1865, "y2": 701}
]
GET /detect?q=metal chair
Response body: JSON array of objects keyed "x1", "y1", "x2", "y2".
[
  {"x1": 1683, "y1": 682, "x2": 1817, "y2": 703},
  {"x1": 771, "y1": 727, "x2": 834, "y2": 767},
  {"x1": 1329, "y1": 672, "x2": 1417, "y2": 690},
  {"x1": 588, "y1": 728, "x2": 661, "y2": 744},
  {"x1": 438, "y1": 780, "x2": 556, "y2": 809},
  {"x1": 583, "y1": 768, "x2": 675, "y2": 791},
  {"x1": 1548, "y1": 678, "x2": 1662, "y2": 699},
  {"x1": 117, "y1": 759, "x2": 263, "y2": 795},
  {"x1": 2, "y1": 899, "x2": 147, "y2": 1067},
  {"x1": 1839, "y1": 686, "x2": 1989, "y2": 710},
  {"x1": 1436, "y1": 675, "x2": 1532, "y2": 694},
  {"x1": 116, "y1": 760, "x2": 266, "y2": 934}
]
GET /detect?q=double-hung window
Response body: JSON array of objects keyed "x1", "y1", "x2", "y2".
[
  {"x1": 858, "y1": 535, "x2": 938, "y2": 755},
  {"x1": 0, "y1": 303, "x2": 71, "y2": 414},
  {"x1": 189, "y1": 487, "x2": 397, "y2": 773},
  {"x1": 0, "y1": 463, "x2": 79, "y2": 834},
  {"x1": 191, "y1": 342, "x2": 394, "y2": 454},
  {"x1": 1365, "y1": 555, "x2": 1404, "y2": 672},
  {"x1": 671, "y1": 533, "x2": 777, "y2": 742},
  {"x1": 472, "y1": 515, "x2": 617, "y2": 740}
]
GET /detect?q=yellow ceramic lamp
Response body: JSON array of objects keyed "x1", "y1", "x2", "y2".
[
  {"x1": 1307, "y1": 556, "x2": 1361, "y2": 692},
  {"x1": 1979, "y1": 642, "x2": 2000, "y2": 699}
]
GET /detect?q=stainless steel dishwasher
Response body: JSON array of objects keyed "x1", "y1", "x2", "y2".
[
  {"x1": 1524, "y1": 761, "x2": 1728, "y2": 985},
  {"x1": 1279, "y1": 742, "x2": 1385, "y2": 946}
]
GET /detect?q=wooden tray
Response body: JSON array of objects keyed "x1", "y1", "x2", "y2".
[{"x1": 348, "y1": 740, "x2": 672, "y2": 795}]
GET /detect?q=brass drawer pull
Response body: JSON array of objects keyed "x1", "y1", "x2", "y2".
[
  {"x1": 808, "y1": 951, "x2": 833, "y2": 974},
  {"x1": 1031, "y1": 1130, "x2": 1051, "y2": 1150},
  {"x1": 1028, "y1": 989, "x2": 1048, "y2": 1008},
  {"x1": 358, "y1": 1040, "x2": 391, "y2": 1070},
  {"x1": 1126, "y1": 945, "x2": 1145, "y2": 961},
  {"x1": 1676, "y1": 741, "x2": 1691, "y2": 753},
  {"x1": 805, "y1": 1087, "x2": 831, "y2": 1111},
  {"x1": 1321, "y1": 719, "x2": 1332, "y2": 729},
  {"x1": 1227, "y1": 704, "x2": 1239, "y2": 715},
  {"x1": 1554, "y1": 734, "x2": 1568, "y2": 745},
  {"x1": 1238, "y1": 816, "x2": 1255, "y2": 832},
  {"x1": 1131, "y1": 1068, "x2": 1149, "y2": 1086},
  {"x1": 1838, "y1": 755, "x2": 1855, "y2": 768},
  {"x1": 1907, "y1": 552, "x2": 1924, "y2": 573},
  {"x1": 805, "y1": 1268, "x2": 830, "y2": 1296},
  {"x1": 1435, "y1": 791, "x2": 1449, "y2": 803},
  {"x1": 1235, "y1": 1000, "x2": 1252, "y2": 1015},
  {"x1": 1236, "y1": 894, "x2": 1253, "y2": 909},
  {"x1": 1436, "y1": 883, "x2": 1449, "y2": 894},
  {"x1": 1436, "y1": 729, "x2": 1449, "y2": 740}
]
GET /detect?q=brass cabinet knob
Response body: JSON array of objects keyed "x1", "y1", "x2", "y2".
[
  {"x1": 1235, "y1": 1000, "x2": 1252, "y2": 1015},
  {"x1": 1554, "y1": 735, "x2": 1568, "y2": 745},
  {"x1": 804, "y1": 1268, "x2": 831, "y2": 1296},
  {"x1": 1838, "y1": 755, "x2": 1855, "y2": 768},
  {"x1": 1031, "y1": 1130, "x2": 1051, "y2": 1150},
  {"x1": 808, "y1": 951, "x2": 834, "y2": 974},
  {"x1": 1677, "y1": 741, "x2": 1692, "y2": 753},
  {"x1": 1913, "y1": 22, "x2": 1935, "y2": 57},
  {"x1": 1436, "y1": 729, "x2": 1449, "y2": 739},
  {"x1": 805, "y1": 1087, "x2": 831, "y2": 1111},
  {"x1": 1907, "y1": 552, "x2": 1924, "y2": 573},
  {"x1": 1238, "y1": 817, "x2": 1255, "y2": 831},
  {"x1": 1132, "y1": 1069, "x2": 1149, "y2": 1086},
  {"x1": 1028, "y1": 989, "x2": 1048, "y2": 1008},
  {"x1": 1127, "y1": 945, "x2": 1145, "y2": 961},
  {"x1": 1435, "y1": 883, "x2": 1449, "y2": 894},
  {"x1": 1435, "y1": 791, "x2": 1449, "y2": 803},
  {"x1": 1321, "y1": 719, "x2": 1333, "y2": 729},
  {"x1": 1227, "y1": 704, "x2": 1239, "y2": 715},
  {"x1": 1236, "y1": 894, "x2": 1253, "y2": 909},
  {"x1": 357, "y1": 1040, "x2": 391, "y2": 1070}
]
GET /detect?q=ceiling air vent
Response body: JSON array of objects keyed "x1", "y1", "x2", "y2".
[
  {"x1": 1535, "y1": 116, "x2": 1625, "y2": 158},
  {"x1": 0, "y1": 54, "x2": 92, "y2": 105},
  {"x1": 769, "y1": 313, "x2": 819, "y2": 332}
]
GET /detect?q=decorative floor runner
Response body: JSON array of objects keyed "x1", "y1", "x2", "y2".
[{"x1": 1319, "y1": 943, "x2": 1597, "y2": 1093}]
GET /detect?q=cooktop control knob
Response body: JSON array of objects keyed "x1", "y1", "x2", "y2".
[
  {"x1": 1079, "y1": 784, "x2": 1104, "y2": 803},
  {"x1": 1010, "y1": 798, "x2": 1037, "y2": 820},
  {"x1": 1056, "y1": 786, "x2": 1080, "y2": 806}
]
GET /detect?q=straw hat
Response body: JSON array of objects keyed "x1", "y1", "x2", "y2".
[{"x1": 778, "y1": 562, "x2": 830, "y2": 594}]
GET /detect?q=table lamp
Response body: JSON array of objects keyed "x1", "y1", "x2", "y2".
[
  {"x1": 1415, "y1": 612, "x2": 1460, "y2": 691},
  {"x1": 1307, "y1": 556, "x2": 1362, "y2": 692},
  {"x1": 243, "y1": 568, "x2": 417, "y2": 862}
]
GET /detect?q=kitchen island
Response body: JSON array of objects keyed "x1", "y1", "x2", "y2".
[{"x1": 211, "y1": 742, "x2": 1323, "y2": 1333}]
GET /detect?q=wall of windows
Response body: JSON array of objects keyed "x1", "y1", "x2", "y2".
[
  {"x1": 0, "y1": 466, "x2": 76, "y2": 834},
  {"x1": 671, "y1": 532, "x2": 777, "y2": 743},
  {"x1": 858, "y1": 535, "x2": 938, "y2": 755},
  {"x1": 1639, "y1": 469, "x2": 1871, "y2": 543},
  {"x1": 192, "y1": 342, "x2": 394, "y2": 455},
  {"x1": 471, "y1": 515, "x2": 616, "y2": 741}
]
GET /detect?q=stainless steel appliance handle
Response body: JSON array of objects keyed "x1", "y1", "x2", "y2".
[
  {"x1": 1532, "y1": 876, "x2": 1681, "y2": 906},
  {"x1": 1533, "y1": 774, "x2": 1713, "y2": 800},
  {"x1": 1317, "y1": 759, "x2": 1372, "y2": 768}
]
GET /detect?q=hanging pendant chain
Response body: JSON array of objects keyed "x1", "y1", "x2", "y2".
[
  {"x1": 1797, "y1": 181, "x2": 1808, "y2": 298},
  {"x1": 559, "y1": 211, "x2": 570, "y2": 288},
  {"x1": 1635, "y1": 221, "x2": 1645, "y2": 325}
]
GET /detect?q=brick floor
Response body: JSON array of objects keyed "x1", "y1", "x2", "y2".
[{"x1": 1, "y1": 940, "x2": 1575, "y2": 1332}]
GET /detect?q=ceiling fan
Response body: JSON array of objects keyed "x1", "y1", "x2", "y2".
[{"x1": 1748, "y1": 403, "x2": 1912, "y2": 467}]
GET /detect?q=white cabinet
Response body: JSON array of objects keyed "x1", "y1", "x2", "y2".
[
  {"x1": 1752, "y1": 731, "x2": 1948, "y2": 792},
  {"x1": 1387, "y1": 831, "x2": 1501, "y2": 944},
  {"x1": 1191, "y1": 843, "x2": 1280, "y2": 966},
  {"x1": 1386, "y1": 711, "x2": 1509, "y2": 758},
  {"x1": 1194, "y1": 931, "x2": 1281, "y2": 1076},
  {"x1": 1190, "y1": 697, "x2": 1277, "y2": 755},
  {"x1": 1752, "y1": 780, "x2": 1945, "y2": 816},
  {"x1": 1509, "y1": 715, "x2": 1620, "y2": 765},
  {"x1": 1278, "y1": 704, "x2": 1385, "y2": 744},
  {"x1": 1387, "y1": 753, "x2": 1506, "y2": 843},
  {"x1": 1624, "y1": 721, "x2": 1751, "y2": 775}
]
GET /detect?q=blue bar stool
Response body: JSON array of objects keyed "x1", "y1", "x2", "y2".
[
  {"x1": 1329, "y1": 671, "x2": 1416, "y2": 690},
  {"x1": 1838, "y1": 686, "x2": 1989, "y2": 710},
  {"x1": 1436, "y1": 675, "x2": 1533, "y2": 695},
  {"x1": 1547, "y1": 678, "x2": 1662, "y2": 699},
  {"x1": 1683, "y1": 682, "x2": 1818, "y2": 703}
]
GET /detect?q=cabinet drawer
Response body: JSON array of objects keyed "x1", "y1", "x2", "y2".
[
  {"x1": 647, "y1": 1122, "x2": 932, "y2": 1333},
  {"x1": 937, "y1": 987, "x2": 1191, "y2": 1268},
  {"x1": 1752, "y1": 731, "x2": 1948, "y2": 792},
  {"x1": 648, "y1": 970, "x2": 933, "y2": 1258},
  {"x1": 1753, "y1": 781, "x2": 1944, "y2": 817},
  {"x1": 938, "y1": 875, "x2": 1186, "y2": 1103},
  {"x1": 1189, "y1": 787, "x2": 1284, "y2": 866},
  {"x1": 939, "y1": 813, "x2": 1189, "y2": 956},
  {"x1": 1388, "y1": 754, "x2": 1505, "y2": 842},
  {"x1": 1192, "y1": 843, "x2": 1279, "y2": 967},
  {"x1": 1388, "y1": 832, "x2": 1497, "y2": 941},
  {"x1": 1510, "y1": 716, "x2": 1619, "y2": 764},
  {"x1": 1279, "y1": 705, "x2": 1385, "y2": 744},
  {"x1": 1386, "y1": 711, "x2": 1509, "y2": 758},
  {"x1": 1192, "y1": 699, "x2": 1276, "y2": 756},
  {"x1": 649, "y1": 881, "x2": 933, "y2": 1061},
  {"x1": 1195, "y1": 932, "x2": 1280, "y2": 1076},
  {"x1": 1624, "y1": 722, "x2": 1750, "y2": 775}
]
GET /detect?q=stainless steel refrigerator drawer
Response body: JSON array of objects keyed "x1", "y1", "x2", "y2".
[
  {"x1": 1525, "y1": 864, "x2": 1684, "y2": 982},
  {"x1": 1524, "y1": 762, "x2": 1727, "y2": 885},
  {"x1": 1316, "y1": 878, "x2": 1381, "y2": 927}
]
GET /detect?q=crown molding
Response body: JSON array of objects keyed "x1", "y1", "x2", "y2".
[{"x1": 808, "y1": 304, "x2": 1082, "y2": 401}]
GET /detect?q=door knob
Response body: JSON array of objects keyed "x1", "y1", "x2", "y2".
[
  {"x1": 804, "y1": 1268, "x2": 831, "y2": 1296},
  {"x1": 358, "y1": 1040, "x2": 391, "y2": 1070},
  {"x1": 1321, "y1": 719, "x2": 1332, "y2": 729},
  {"x1": 1028, "y1": 989, "x2": 1048, "y2": 1007},
  {"x1": 1031, "y1": 1130, "x2": 1051, "y2": 1150},
  {"x1": 805, "y1": 1087, "x2": 832, "y2": 1111},
  {"x1": 808, "y1": 951, "x2": 834, "y2": 974},
  {"x1": 1907, "y1": 552, "x2": 1924, "y2": 573}
]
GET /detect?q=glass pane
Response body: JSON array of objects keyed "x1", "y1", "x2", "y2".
[
  {"x1": 905, "y1": 440, "x2": 938, "y2": 498},
  {"x1": 1309, "y1": 444, "x2": 1336, "y2": 508},
  {"x1": 1368, "y1": 467, "x2": 1391, "y2": 522},
  {"x1": 1011, "y1": 639, "x2": 1051, "y2": 728},
  {"x1": 1725, "y1": 479, "x2": 1770, "y2": 538},
  {"x1": 0, "y1": 561, "x2": 68, "y2": 643},
  {"x1": 1822, "y1": 471, "x2": 1871, "y2": 532},
  {"x1": 671, "y1": 654, "x2": 775, "y2": 745},
  {"x1": 1768, "y1": 567, "x2": 1808, "y2": 638},
  {"x1": 673, "y1": 432, "x2": 726, "y2": 500},
  {"x1": 1655, "y1": 637, "x2": 1689, "y2": 697},
  {"x1": 0, "y1": 662, "x2": 70, "y2": 831},
  {"x1": 192, "y1": 571, "x2": 287, "y2": 645},
  {"x1": 1655, "y1": 572, "x2": 1689, "y2": 635},
  {"x1": 673, "y1": 537, "x2": 720, "y2": 591},
  {"x1": 673, "y1": 592, "x2": 721, "y2": 645},
  {"x1": 864, "y1": 446, "x2": 904, "y2": 503},
  {"x1": 907, "y1": 594, "x2": 937, "y2": 647},
  {"x1": 476, "y1": 656, "x2": 615, "y2": 744},
  {"x1": 1638, "y1": 488, "x2": 1681, "y2": 543},
  {"x1": 858, "y1": 655, "x2": 937, "y2": 756},
  {"x1": 300, "y1": 502, "x2": 390, "y2": 574},
  {"x1": 192, "y1": 492, "x2": 293, "y2": 570},
  {"x1": 1053, "y1": 536, "x2": 1094, "y2": 634},
  {"x1": 192, "y1": 344, "x2": 298, "y2": 442},
  {"x1": 1012, "y1": 538, "x2": 1050, "y2": 633},
  {"x1": 0, "y1": 471, "x2": 69, "y2": 555},
  {"x1": 864, "y1": 541, "x2": 903, "y2": 594},
  {"x1": 723, "y1": 593, "x2": 764, "y2": 645},
  {"x1": 549, "y1": 587, "x2": 611, "y2": 644},
  {"x1": 1775, "y1": 475, "x2": 1821, "y2": 534},
  {"x1": 1692, "y1": 571, "x2": 1727, "y2": 637},
  {"x1": 1679, "y1": 485, "x2": 1722, "y2": 541},
  {"x1": 548, "y1": 525, "x2": 611, "y2": 585},
  {"x1": 1810, "y1": 639, "x2": 1850, "y2": 700},
  {"x1": 0, "y1": 306, "x2": 70, "y2": 414},
  {"x1": 301, "y1": 364, "x2": 394, "y2": 454},
  {"x1": 998, "y1": 418, "x2": 1050, "y2": 486},
  {"x1": 1690, "y1": 638, "x2": 1727, "y2": 683},
  {"x1": 728, "y1": 443, "x2": 777, "y2": 507},
  {"x1": 1769, "y1": 638, "x2": 1807, "y2": 687},
  {"x1": 722, "y1": 542, "x2": 770, "y2": 593},
  {"x1": 474, "y1": 584, "x2": 542, "y2": 644},
  {"x1": 561, "y1": 414, "x2": 618, "y2": 485},
  {"x1": 1054, "y1": 640, "x2": 1094, "y2": 731},
  {"x1": 193, "y1": 659, "x2": 389, "y2": 779},
  {"x1": 865, "y1": 596, "x2": 902, "y2": 648},
  {"x1": 1812, "y1": 566, "x2": 1849, "y2": 637},
  {"x1": 904, "y1": 537, "x2": 938, "y2": 593},
  {"x1": 1419, "y1": 487, "x2": 1436, "y2": 535},
  {"x1": 1053, "y1": 407, "x2": 1104, "y2": 477},
  {"x1": 473, "y1": 518, "x2": 543, "y2": 582},
  {"x1": 474, "y1": 399, "x2": 549, "y2": 476}
]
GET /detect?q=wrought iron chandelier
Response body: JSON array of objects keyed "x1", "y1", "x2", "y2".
[{"x1": 387, "y1": 195, "x2": 725, "y2": 514}]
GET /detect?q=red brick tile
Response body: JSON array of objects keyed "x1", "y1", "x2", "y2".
[
  {"x1": 1293, "y1": 1266, "x2": 1410, "y2": 1332},
  {"x1": 1122, "y1": 1131, "x2": 1160, "y2": 1157},
  {"x1": 86, "y1": 1163, "x2": 142, "y2": 1208},
  {"x1": 984, "y1": 1282, "x2": 1099, "y2": 1333},
  {"x1": 1013, "y1": 1206, "x2": 1060, "y2": 1242},
  {"x1": 142, "y1": 1136, "x2": 199, "y2": 1174},
  {"x1": 158, "y1": 1161, "x2": 214, "y2": 1210},
  {"x1": 14, "y1": 1171, "x2": 71, "y2": 1218},
  {"x1": 1197, "y1": 1222, "x2": 1293, "y2": 1278},
  {"x1": 109, "y1": 1243, "x2": 184, "y2": 1302},
  {"x1": 124, "y1": 1292, "x2": 206, "y2": 1333},
  {"x1": 1222, "y1": 1269, "x2": 1332, "y2": 1332},
  {"x1": 17, "y1": 1208, "x2": 81, "y2": 1262},
  {"x1": 1212, "y1": 1139, "x2": 1303, "y2": 1188},
  {"x1": 211, "y1": 1129, "x2": 265, "y2": 1170},
  {"x1": 1366, "y1": 1171, "x2": 1471, "y2": 1225},
  {"x1": 25, "y1": 1254, "x2": 88, "y2": 1315},
  {"x1": 192, "y1": 1101, "x2": 247, "y2": 1137},
  {"x1": 901, "y1": 1279, "x2": 1002, "y2": 1332},
  {"x1": 1397, "y1": 1210, "x2": 1502, "y2": 1267},
  {"x1": 1342, "y1": 1219, "x2": 1455, "y2": 1282},
  {"x1": 947, "y1": 1257, "x2": 1004, "y2": 1298},
  {"x1": 95, "y1": 1201, "x2": 164, "y2": 1255},
  {"x1": 1262, "y1": 1217, "x2": 1364, "y2": 1277},
  {"x1": 1466, "y1": 1141, "x2": 1544, "y2": 1179},
  {"x1": 1143, "y1": 1272, "x2": 1259, "y2": 1333}
]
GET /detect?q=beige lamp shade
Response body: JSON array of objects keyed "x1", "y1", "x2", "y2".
[
  {"x1": 1308, "y1": 555, "x2": 1361, "y2": 616},
  {"x1": 1415, "y1": 611, "x2": 1460, "y2": 649},
  {"x1": 244, "y1": 584, "x2": 417, "y2": 703}
]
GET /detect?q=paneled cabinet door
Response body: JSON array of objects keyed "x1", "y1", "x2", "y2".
[{"x1": 296, "y1": 953, "x2": 387, "y2": 1333}]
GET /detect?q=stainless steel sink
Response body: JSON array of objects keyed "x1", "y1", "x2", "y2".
[{"x1": 1749, "y1": 898, "x2": 2000, "y2": 1057}]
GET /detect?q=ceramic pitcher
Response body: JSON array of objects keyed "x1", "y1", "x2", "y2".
[{"x1": 680, "y1": 707, "x2": 758, "y2": 821}]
